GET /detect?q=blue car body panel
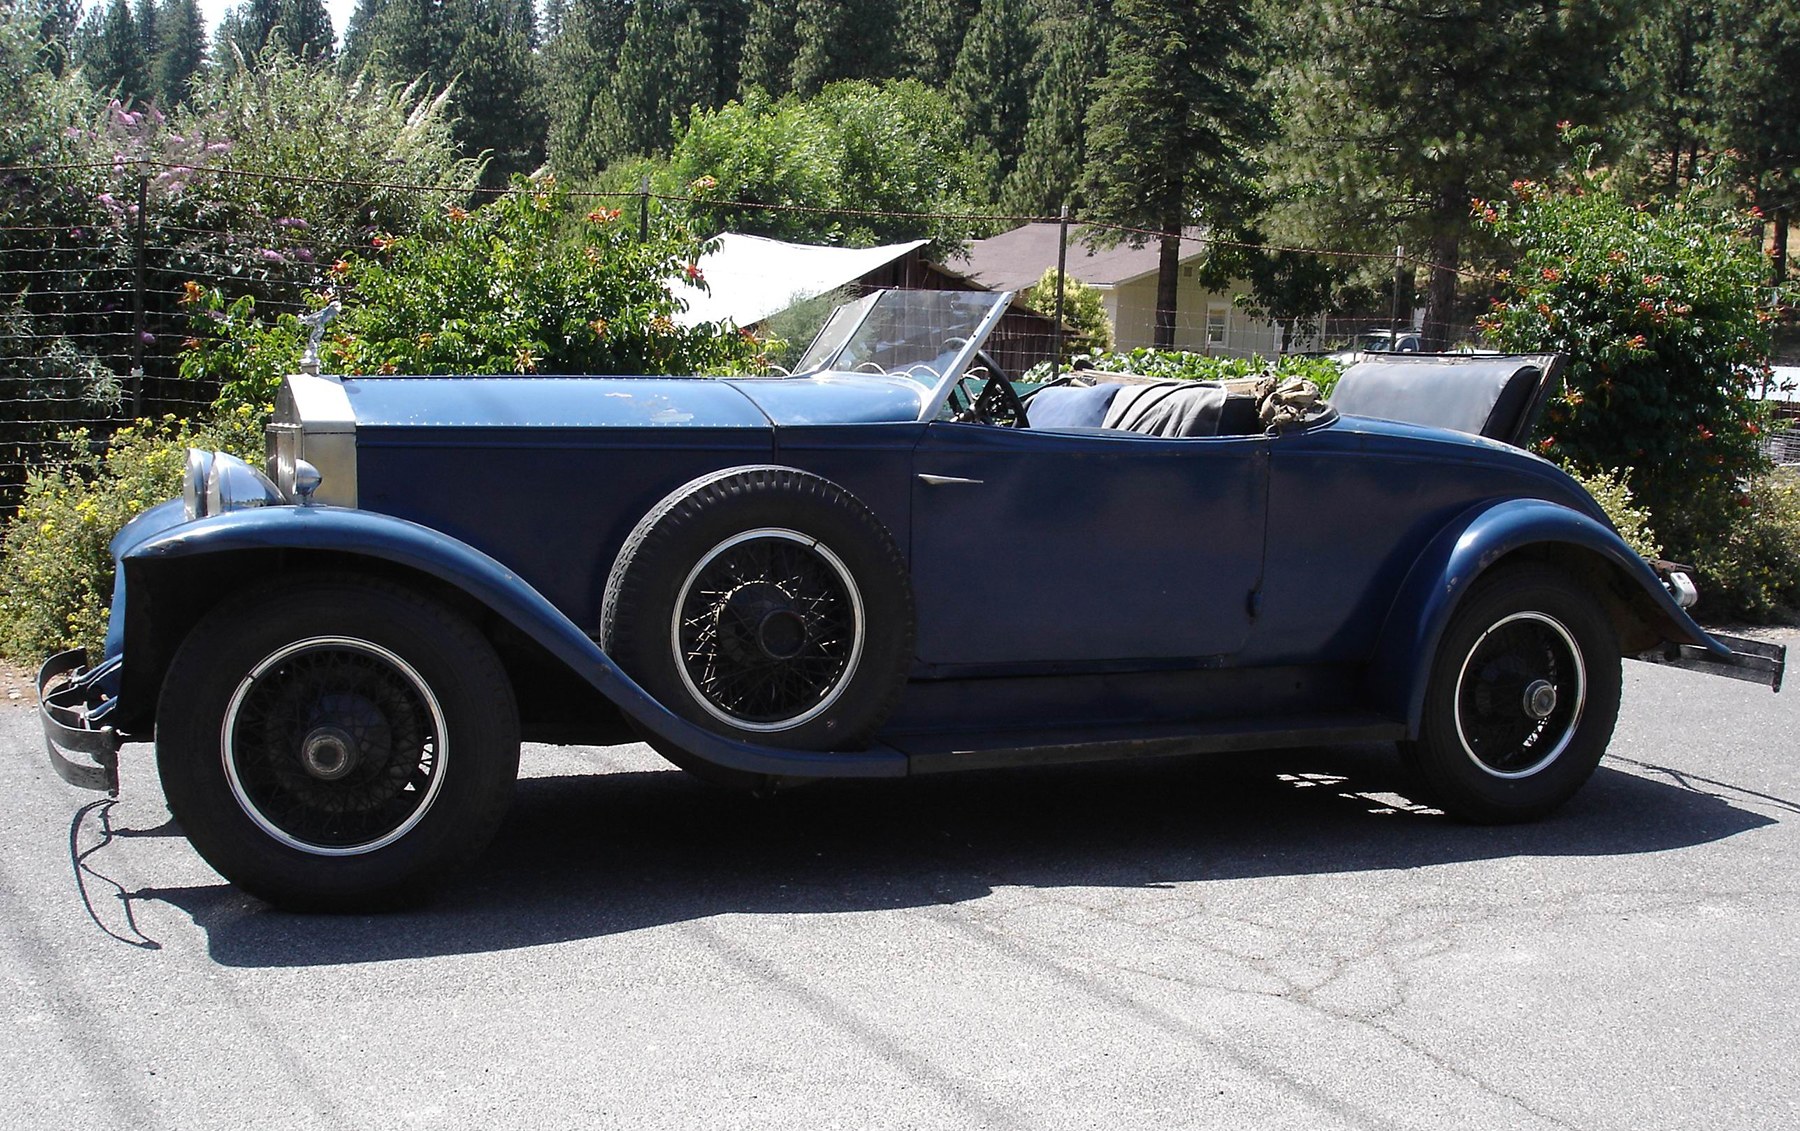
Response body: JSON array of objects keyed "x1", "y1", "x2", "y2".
[
  {"x1": 55, "y1": 360, "x2": 1771, "y2": 789},
  {"x1": 115, "y1": 505, "x2": 905, "y2": 778}
]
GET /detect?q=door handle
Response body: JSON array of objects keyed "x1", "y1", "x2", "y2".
[{"x1": 916, "y1": 474, "x2": 984, "y2": 486}]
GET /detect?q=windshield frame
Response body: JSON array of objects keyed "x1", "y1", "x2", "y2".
[{"x1": 792, "y1": 288, "x2": 1015, "y2": 423}]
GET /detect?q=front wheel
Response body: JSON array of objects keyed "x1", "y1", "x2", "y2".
[
  {"x1": 156, "y1": 578, "x2": 520, "y2": 909},
  {"x1": 1401, "y1": 564, "x2": 1621, "y2": 823}
]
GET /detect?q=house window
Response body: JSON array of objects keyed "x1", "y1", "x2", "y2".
[{"x1": 1206, "y1": 305, "x2": 1228, "y2": 347}]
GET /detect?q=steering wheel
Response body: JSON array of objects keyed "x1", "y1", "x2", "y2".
[{"x1": 949, "y1": 368, "x2": 1028, "y2": 427}]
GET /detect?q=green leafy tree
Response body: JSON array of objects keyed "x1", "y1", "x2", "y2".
[
  {"x1": 615, "y1": 81, "x2": 989, "y2": 250},
  {"x1": 1263, "y1": 0, "x2": 1625, "y2": 349},
  {"x1": 946, "y1": 0, "x2": 1038, "y2": 195},
  {"x1": 1476, "y1": 163, "x2": 1780, "y2": 563},
  {"x1": 1082, "y1": 0, "x2": 1267, "y2": 348},
  {"x1": 1018, "y1": 266, "x2": 1112, "y2": 358},
  {"x1": 1708, "y1": 0, "x2": 1800, "y2": 284}
]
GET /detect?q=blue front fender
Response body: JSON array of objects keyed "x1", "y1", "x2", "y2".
[
  {"x1": 121, "y1": 504, "x2": 906, "y2": 779},
  {"x1": 1368, "y1": 497, "x2": 1726, "y2": 733}
]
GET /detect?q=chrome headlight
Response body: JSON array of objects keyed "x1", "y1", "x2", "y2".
[{"x1": 183, "y1": 449, "x2": 283, "y2": 520}]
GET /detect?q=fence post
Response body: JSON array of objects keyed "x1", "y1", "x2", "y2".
[
  {"x1": 1051, "y1": 202, "x2": 1070, "y2": 381},
  {"x1": 131, "y1": 171, "x2": 148, "y2": 418},
  {"x1": 638, "y1": 175, "x2": 651, "y2": 242},
  {"x1": 1389, "y1": 243, "x2": 1405, "y2": 336}
]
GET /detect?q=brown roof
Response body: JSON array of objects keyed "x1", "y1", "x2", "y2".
[{"x1": 955, "y1": 223, "x2": 1210, "y2": 292}]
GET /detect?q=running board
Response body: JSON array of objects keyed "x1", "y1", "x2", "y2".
[
  {"x1": 1634, "y1": 631, "x2": 1785, "y2": 692},
  {"x1": 893, "y1": 714, "x2": 1407, "y2": 774}
]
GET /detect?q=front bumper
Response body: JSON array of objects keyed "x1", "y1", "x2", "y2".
[{"x1": 38, "y1": 649, "x2": 126, "y2": 793}]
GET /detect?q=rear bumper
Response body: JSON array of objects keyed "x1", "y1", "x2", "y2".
[
  {"x1": 37, "y1": 650, "x2": 126, "y2": 793},
  {"x1": 1635, "y1": 631, "x2": 1786, "y2": 692}
]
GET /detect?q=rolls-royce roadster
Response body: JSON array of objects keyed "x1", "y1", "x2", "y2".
[{"x1": 38, "y1": 288, "x2": 1785, "y2": 908}]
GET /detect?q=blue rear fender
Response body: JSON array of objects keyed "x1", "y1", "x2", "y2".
[
  {"x1": 1368, "y1": 496, "x2": 1724, "y2": 733},
  {"x1": 116, "y1": 504, "x2": 906, "y2": 779}
]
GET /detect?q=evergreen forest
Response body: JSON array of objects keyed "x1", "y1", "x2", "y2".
[{"x1": 16, "y1": 0, "x2": 1800, "y2": 345}]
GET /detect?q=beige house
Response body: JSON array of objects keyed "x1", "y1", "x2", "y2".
[{"x1": 959, "y1": 223, "x2": 1317, "y2": 357}]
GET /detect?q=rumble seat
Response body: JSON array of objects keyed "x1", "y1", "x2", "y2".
[{"x1": 1329, "y1": 353, "x2": 1564, "y2": 448}]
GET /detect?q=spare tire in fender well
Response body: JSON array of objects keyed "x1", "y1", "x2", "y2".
[{"x1": 600, "y1": 465, "x2": 916, "y2": 771}]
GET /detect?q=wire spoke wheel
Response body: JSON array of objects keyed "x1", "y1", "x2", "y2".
[
  {"x1": 1407, "y1": 564, "x2": 1620, "y2": 824},
  {"x1": 1453, "y1": 611, "x2": 1586, "y2": 778},
  {"x1": 672, "y1": 528, "x2": 865, "y2": 731},
  {"x1": 223, "y1": 636, "x2": 448, "y2": 855}
]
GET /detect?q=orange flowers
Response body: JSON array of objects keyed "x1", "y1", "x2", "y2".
[
  {"x1": 586, "y1": 207, "x2": 621, "y2": 224},
  {"x1": 684, "y1": 262, "x2": 704, "y2": 282},
  {"x1": 179, "y1": 280, "x2": 206, "y2": 305}
]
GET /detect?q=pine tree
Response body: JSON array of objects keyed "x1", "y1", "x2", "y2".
[
  {"x1": 790, "y1": 0, "x2": 893, "y2": 95},
  {"x1": 544, "y1": 0, "x2": 631, "y2": 174},
  {"x1": 1082, "y1": 0, "x2": 1267, "y2": 348},
  {"x1": 152, "y1": 0, "x2": 208, "y2": 104},
  {"x1": 1621, "y1": 0, "x2": 1716, "y2": 195},
  {"x1": 133, "y1": 0, "x2": 158, "y2": 74},
  {"x1": 340, "y1": 0, "x2": 385, "y2": 70},
  {"x1": 1708, "y1": 0, "x2": 1800, "y2": 283},
  {"x1": 896, "y1": 0, "x2": 978, "y2": 84},
  {"x1": 1000, "y1": 0, "x2": 1104, "y2": 216},
  {"x1": 1263, "y1": 0, "x2": 1625, "y2": 347},
  {"x1": 444, "y1": 0, "x2": 545, "y2": 182},
  {"x1": 80, "y1": 0, "x2": 152, "y2": 103},
  {"x1": 276, "y1": 0, "x2": 336, "y2": 59},
  {"x1": 611, "y1": 0, "x2": 685, "y2": 155},
  {"x1": 947, "y1": 0, "x2": 1038, "y2": 194},
  {"x1": 739, "y1": 0, "x2": 796, "y2": 95}
]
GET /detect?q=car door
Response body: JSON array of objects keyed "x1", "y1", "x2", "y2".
[{"x1": 909, "y1": 421, "x2": 1270, "y2": 668}]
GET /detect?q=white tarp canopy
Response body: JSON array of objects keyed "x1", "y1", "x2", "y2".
[{"x1": 672, "y1": 232, "x2": 928, "y2": 328}]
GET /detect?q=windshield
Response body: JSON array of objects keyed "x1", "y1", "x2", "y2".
[
  {"x1": 1358, "y1": 332, "x2": 1395, "y2": 352},
  {"x1": 795, "y1": 290, "x2": 1011, "y2": 386}
]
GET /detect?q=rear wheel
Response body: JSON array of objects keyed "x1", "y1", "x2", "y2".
[
  {"x1": 157, "y1": 578, "x2": 520, "y2": 909},
  {"x1": 1402, "y1": 564, "x2": 1621, "y2": 822}
]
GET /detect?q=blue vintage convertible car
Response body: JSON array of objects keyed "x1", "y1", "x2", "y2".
[{"x1": 38, "y1": 289, "x2": 1785, "y2": 908}]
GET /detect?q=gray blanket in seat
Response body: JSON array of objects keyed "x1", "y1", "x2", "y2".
[{"x1": 1102, "y1": 381, "x2": 1230, "y2": 437}]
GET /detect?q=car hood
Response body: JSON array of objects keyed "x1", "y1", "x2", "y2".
[{"x1": 333, "y1": 372, "x2": 926, "y2": 431}]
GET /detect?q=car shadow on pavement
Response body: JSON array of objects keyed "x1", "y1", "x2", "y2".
[{"x1": 134, "y1": 742, "x2": 1782, "y2": 967}]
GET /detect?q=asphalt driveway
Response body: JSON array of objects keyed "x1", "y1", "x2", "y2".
[{"x1": 3, "y1": 640, "x2": 1797, "y2": 1130}]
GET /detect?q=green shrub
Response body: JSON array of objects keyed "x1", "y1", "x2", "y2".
[
  {"x1": 1019, "y1": 268, "x2": 1114, "y2": 359},
  {"x1": 1475, "y1": 159, "x2": 1783, "y2": 558},
  {"x1": 1559, "y1": 465, "x2": 1661, "y2": 559},
  {"x1": 0, "y1": 412, "x2": 262, "y2": 660},
  {"x1": 181, "y1": 175, "x2": 768, "y2": 412},
  {"x1": 1026, "y1": 347, "x2": 1342, "y2": 397},
  {"x1": 1684, "y1": 470, "x2": 1800, "y2": 622}
]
